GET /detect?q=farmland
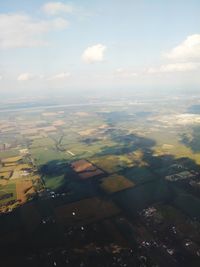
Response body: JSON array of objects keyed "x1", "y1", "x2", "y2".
[{"x1": 1, "y1": 95, "x2": 200, "y2": 266}]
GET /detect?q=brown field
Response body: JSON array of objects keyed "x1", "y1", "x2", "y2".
[
  {"x1": 79, "y1": 169, "x2": 104, "y2": 179},
  {"x1": 74, "y1": 112, "x2": 90, "y2": 117},
  {"x1": 0, "y1": 179, "x2": 8, "y2": 186},
  {"x1": 55, "y1": 197, "x2": 120, "y2": 226},
  {"x1": 16, "y1": 180, "x2": 34, "y2": 203},
  {"x1": 71, "y1": 159, "x2": 94, "y2": 172},
  {"x1": 100, "y1": 174, "x2": 134, "y2": 194},
  {"x1": 52, "y1": 120, "x2": 65, "y2": 126},
  {"x1": 1, "y1": 156, "x2": 22, "y2": 164},
  {"x1": 71, "y1": 159, "x2": 96, "y2": 172},
  {"x1": 71, "y1": 159, "x2": 104, "y2": 179},
  {"x1": 40, "y1": 126, "x2": 57, "y2": 132},
  {"x1": 78, "y1": 128, "x2": 97, "y2": 136}
]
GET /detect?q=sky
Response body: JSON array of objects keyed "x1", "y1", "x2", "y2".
[{"x1": 0, "y1": 0, "x2": 200, "y2": 96}]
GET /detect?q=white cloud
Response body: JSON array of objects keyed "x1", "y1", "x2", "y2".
[
  {"x1": 47, "y1": 72, "x2": 71, "y2": 80},
  {"x1": 82, "y1": 44, "x2": 107, "y2": 63},
  {"x1": 115, "y1": 68, "x2": 138, "y2": 77},
  {"x1": 0, "y1": 75, "x2": 2, "y2": 80},
  {"x1": 16, "y1": 72, "x2": 71, "y2": 82},
  {"x1": 42, "y1": 2, "x2": 73, "y2": 15},
  {"x1": 164, "y1": 34, "x2": 200, "y2": 61},
  {"x1": 17, "y1": 73, "x2": 36, "y2": 81},
  {"x1": 147, "y1": 62, "x2": 200, "y2": 74},
  {"x1": 0, "y1": 14, "x2": 68, "y2": 48}
]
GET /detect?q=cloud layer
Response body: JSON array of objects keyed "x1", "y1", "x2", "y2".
[
  {"x1": 47, "y1": 72, "x2": 71, "y2": 80},
  {"x1": 147, "y1": 62, "x2": 200, "y2": 74},
  {"x1": 17, "y1": 72, "x2": 71, "y2": 82},
  {"x1": 17, "y1": 73, "x2": 36, "y2": 81}
]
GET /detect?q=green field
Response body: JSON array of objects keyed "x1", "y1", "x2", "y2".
[
  {"x1": 43, "y1": 175, "x2": 65, "y2": 190},
  {"x1": 0, "y1": 183, "x2": 16, "y2": 205}
]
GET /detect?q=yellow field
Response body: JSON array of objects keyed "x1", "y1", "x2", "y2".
[
  {"x1": 0, "y1": 171, "x2": 12, "y2": 179},
  {"x1": 1, "y1": 156, "x2": 22, "y2": 164},
  {"x1": 16, "y1": 180, "x2": 34, "y2": 203},
  {"x1": 100, "y1": 174, "x2": 134, "y2": 193},
  {"x1": 3, "y1": 163, "x2": 18, "y2": 167},
  {"x1": 0, "y1": 166, "x2": 15, "y2": 172}
]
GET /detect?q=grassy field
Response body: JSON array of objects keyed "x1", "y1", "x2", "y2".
[
  {"x1": 30, "y1": 141, "x2": 103, "y2": 166},
  {"x1": 30, "y1": 147, "x2": 68, "y2": 165},
  {"x1": 0, "y1": 183, "x2": 16, "y2": 205},
  {"x1": 44, "y1": 175, "x2": 65, "y2": 190},
  {"x1": 0, "y1": 150, "x2": 19, "y2": 159},
  {"x1": 30, "y1": 137, "x2": 55, "y2": 148},
  {"x1": 149, "y1": 129, "x2": 200, "y2": 164}
]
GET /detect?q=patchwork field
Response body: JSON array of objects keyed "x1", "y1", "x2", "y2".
[{"x1": 1, "y1": 95, "x2": 200, "y2": 266}]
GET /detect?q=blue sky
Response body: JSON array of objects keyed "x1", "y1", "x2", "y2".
[{"x1": 0, "y1": 0, "x2": 200, "y2": 93}]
